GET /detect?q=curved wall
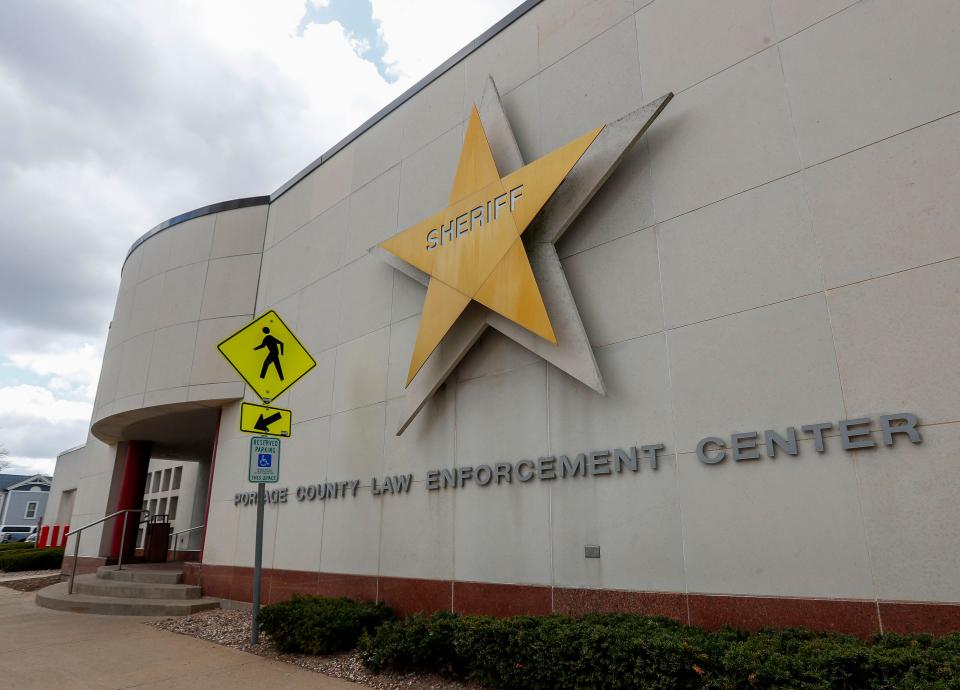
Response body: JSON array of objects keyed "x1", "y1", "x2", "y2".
[{"x1": 91, "y1": 203, "x2": 269, "y2": 438}]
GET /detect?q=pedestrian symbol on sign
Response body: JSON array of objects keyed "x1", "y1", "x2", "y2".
[{"x1": 254, "y1": 328, "x2": 284, "y2": 381}]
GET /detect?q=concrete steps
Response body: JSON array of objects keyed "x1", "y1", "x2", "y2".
[
  {"x1": 74, "y1": 574, "x2": 202, "y2": 600},
  {"x1": 97, "y1": 565, "x2": 183, "y2": 584},
  {"x1": 36, "y1": 565, "x2": 219, "y2": 616}
]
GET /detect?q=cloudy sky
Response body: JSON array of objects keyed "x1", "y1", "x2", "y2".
[{"x1": 0, "y1": 0, "x2": 523, "y2": 476}]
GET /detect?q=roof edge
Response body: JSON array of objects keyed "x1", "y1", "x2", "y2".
[
  {"x1": 122, "y1": 0, "x2": 543, "y2": 266},
  {"x1": 124, "y1": 196, "x2": 270, "y2": 264},
  {"x1": 271, "y1": 0, "x2": 543, "y2": 201}
]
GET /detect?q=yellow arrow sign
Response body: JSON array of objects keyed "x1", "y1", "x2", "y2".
[
  {"x1": 217, "y1": 310, "x2": 316, "y2": 403},
  {"x1": 240, "y1": 402, "x2": 292, "y2": 437}
]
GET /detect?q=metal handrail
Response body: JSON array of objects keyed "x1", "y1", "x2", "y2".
[
  {"x1": 168, "y1": 524, "x2": 204, "y2": 561},
  {"x1": 67, "y1": 509, "x2": 150, "y2": 595}
]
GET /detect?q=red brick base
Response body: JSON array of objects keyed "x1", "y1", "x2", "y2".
[
  {"x1": 180, "y1": 563, "x2": 960, "y2": 637},
  {"x1": 60, "y1": 555, "x2": 107, "y2": 576}
]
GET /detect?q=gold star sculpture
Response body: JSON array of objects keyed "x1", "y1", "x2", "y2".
[{"x1": 380, "y1": 106, "x2": 602, "y2": 385}]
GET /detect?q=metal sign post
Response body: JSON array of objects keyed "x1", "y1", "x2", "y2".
[
  {"x1": 248, "y1": 436, "x2": 280, "y2": 645},
  {"x1": 251, "y1": 481, "x2": 265, "y2": 645}
]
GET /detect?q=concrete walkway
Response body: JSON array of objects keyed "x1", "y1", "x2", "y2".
[{"x1": 0, "y1": 587, "x2": 359, "y2": 689}]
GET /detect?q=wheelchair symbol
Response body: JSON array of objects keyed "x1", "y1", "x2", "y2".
[{"x1": 257, "y1": 453, "x2": 272, "y2": 468}]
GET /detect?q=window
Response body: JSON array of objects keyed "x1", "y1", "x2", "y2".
[
  {"x1": 161, "y1": 468, "x2": 171, "y2": 492},
  {"x1": 151, "y1": 472, "x2": 161, "y2": 493},
  {"x1": 158, "y1": 498, "x2": 167, "y2": 518},
  {"x1": 1, "y1": 526, "x2": 30, "y2": 534},
  {"x1": 24, "y1": 502, "x2": 38, "y2": 519},
  {"x1": 172, "y1": 466, "x2": 182, "y2": 490},
  {"x1": 137, "y1": 528, "x2": 144, "y2": 549},
  {"x1": 148, "y1": 498, "x2": 157, "y2": 517},
  {"x1": 169, "y1": 496, "x2": 178, "y2": 521},
  {"x1": 144, "y1": 472, "x2": 152, "y2": 494}
]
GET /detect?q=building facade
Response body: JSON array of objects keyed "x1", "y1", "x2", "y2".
[
  {"x1": 0, "y1": 474, "x2": 51, "y2": 540},
  {"x1": 47, "y1": 0, "x2": 960, "y2": 635}
]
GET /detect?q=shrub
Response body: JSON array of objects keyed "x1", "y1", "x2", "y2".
[
  {"x1": 0, "y1": 546, "x2": 64, "y2": 572},
  {"x1": 358, "y1": 611, "x2": 960, "y2": 690},
  {"x1": 259, "y1": 595, "x2": 394, "y2": 654},
  {"x1": 359, "y1": 611, "x2": 461, "y2": 675},
  {"x1": 0, "y1": 542, "x2": 36, "y2": 552}
]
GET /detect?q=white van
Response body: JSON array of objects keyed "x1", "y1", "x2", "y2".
[{"x1": 0, "y1": 526, "x2": 37, "y2": 543}]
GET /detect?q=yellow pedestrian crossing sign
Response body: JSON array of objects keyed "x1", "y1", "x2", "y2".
[{"x1": 217, "y1": 310, "x2": 316, "y2": 404}]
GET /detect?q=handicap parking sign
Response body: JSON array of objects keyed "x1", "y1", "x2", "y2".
[{"x1": 249, "y1": 437, "x2": 281, "y2": 483}]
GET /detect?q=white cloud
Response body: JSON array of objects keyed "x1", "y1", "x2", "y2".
[
  {"x1": 10, "y1": 343, "x2": 102, "y2": 400},
  {"x1": 0, "y1": 0, "x2": 526, "y2": 475},
  {"x1": 3, "y1": 457, "x2": 56, "y2": 477},
  {"x1": 372, "y1": 0, "x2": 525, "y2": 81},
  {"x1": 0, "y1": 385, "x2": 92, "y2": 425}
]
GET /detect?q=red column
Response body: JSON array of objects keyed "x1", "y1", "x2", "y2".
[
  {"x1": 198, "y1": 410, "x2": 222, "y2": 562},
  {"x1": 109, "y1": 441, "x2": 152, "y2": 562}
]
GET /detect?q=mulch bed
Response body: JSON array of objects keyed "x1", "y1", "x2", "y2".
[
  {"x1": 150, "y1": 608, "x2": 482, "y2": 690},
  {"x1": 0, "y1": 574, "x2": 62, "y2": 592}
]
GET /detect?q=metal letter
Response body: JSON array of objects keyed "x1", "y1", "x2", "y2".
[
  {"x1": 495, "y1": 463, "x2": 512, "y2": 484},
  {"x1": 640, "y1": 444, "x2": 665, "y2": 470},
  {"x1": 440, "y1": 468, "x2": 457, "y2": 489},
  {"x1": 509, "y1": 185, "x2": 524, "y2": 211},
  {"x1": 425, "y1": 470, "x2": 441, "y2": 491},
  {"x1": 537, "y1": 456, "x2": 557, "y2": 480},
  {"x1": 879, "y1": 413, "x2": 921, "y2": 446},
  {"x1": 425, "y1": 228, "x2": 439, "y2": 251},
  {"x1": 470, "y1": 206, "x2": 484, "y2": 230},
  {"x1": 697, "y1": 437, "x2": 726, "y2": 464},
  {"x1": 764, "y1": 428, "x2": 799, "y2": 458},
  {"x1": 801, "y1": 422, "x2": 833, "y2": 453},
  {"x1": 613, "y1": 447, "x2": 638, "y2": 473},
  {"x1": 457, "y1": 466, "x2": 474, "y2": 487},
  {"x1": 731, "y1": 432, "x2": 760, "y2": 461},
  {"x1": 494, "y1": 193, "x2": 508, "y2": 219},
  {"x1": 440, "y1": 219, "x2": 453, "y2": 245},
  {"x1": 475, "y1": 465, "x2": 493, "y2": 486},
  {"x1": 516, "y1": 460, "x2": 535, "y2": 482},
  {"x1": 560, "y1": 454, "x2": 586, "y2": 478},
  {"x1": 589, "y1": 450, "x2": 611, "y2": 475},
  {"x1": 456, "y1": 213, "x2": 470, "y2": 236},
  {"x1": 840, "y1": 418, "x2": 876, "y2": 450}
]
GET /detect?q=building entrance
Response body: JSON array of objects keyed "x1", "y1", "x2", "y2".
[{"x1": 96, "y1": 405, "x2": 220, "y2": 566}]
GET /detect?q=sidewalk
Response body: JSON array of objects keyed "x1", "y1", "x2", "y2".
[{"x1": 0, "y1": 587, "x2": 360, "y2": 689}]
